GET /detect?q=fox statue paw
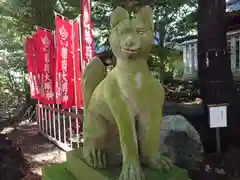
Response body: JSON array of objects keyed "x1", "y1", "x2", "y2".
[
  {"x1": 119, "y1": 164, "x2": 145, "y2": 180},
  {"x1": 145, "y1": 153, "x2": 173, "y2": 172},
  {"x1": 83, "y1": 148, "x2": 107, "y2": 169}
]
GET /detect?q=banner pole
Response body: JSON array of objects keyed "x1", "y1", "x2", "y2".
[
  {"x1": 52, "y1": 30, "x2": 57, "y2": 140},
  {"x1": 71, "y1": 20, "x2": 78, "y2": 110},
  {"x1": 72, "y1": 18, "x2": 80, "y2": 148},
  {"x1": 53, "y1": 31, "x2": 56, "y2": 51},
  {"x1": 89, "y1": 0, "x2": 92, "y2": 14},
  {"x1": 34, "y1": 25, "x2": 52, "y2": 32},
  {"x1": 78, "y1": 15, "x2": 84, "y2": 75},
  {"x1": 53, "y1": 11, "x2": 72, "y2": 21},
  {"x1": 53, "y1": 19, "x2": 60, "y2": 110},
  {"x1": 57, "y1": 104, "x2": 61, "y2": 141},
  {"x1": 37, "y1": 101, "x2": 41, "y2": 131},
  {"x1": 73, "y1": 14, "x2": 81, "y2": 21}
]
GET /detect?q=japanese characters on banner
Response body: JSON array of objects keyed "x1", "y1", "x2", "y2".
[
  {"x1": 34, "y1": 29, "x2": 55, "y2": 104},
  {"x1": 24, "y1": 38, "x2": 39, "y2": 100},
  {"x1": 25, "y1": 10, "x2": 92, "y2": 109},
  {"x1": 73, "y1": 17, "x2": 83, "y2": 108},
  {"x1": 55, "y1": 15, "x2": 75, "y2": 109},
  {"x1": 81, "y1": 0, "x2": 94, "y2": 72}
]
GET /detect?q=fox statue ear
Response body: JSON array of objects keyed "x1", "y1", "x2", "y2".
[
  {"x1": 135, "y1": 6, "x2": 154, "y2": 30},
  {"x1": 110, "y1": 7, "x2": 129, "y2": 28}
]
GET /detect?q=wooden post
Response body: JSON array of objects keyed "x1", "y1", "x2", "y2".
[
  {"x1": 198, "y1": 0, "x2": 239, "y2": 152},
  {"x1": 230, "y1": 36, "x2": 236, "y2": 70},
  {"x1": 188, "y1": 44, "x2": 193, "y2": 73},
  {"x1": 194, "y1": 43, "x2": 198, "y2": 73},
  {"x1": 183, "y1": 45, "x2": 188, "y2": 74}
]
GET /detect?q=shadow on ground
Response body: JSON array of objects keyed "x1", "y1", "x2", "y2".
[{"x1": 1, "y1": 121, "x2": 66, "y2": 180}]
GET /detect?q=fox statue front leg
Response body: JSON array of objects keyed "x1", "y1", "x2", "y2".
[
  {"x1": 106, "y1": 84, "x2": 145, "y2": 180},
  {"x1": 83, "y1": 112, "x2": 108, "y2": 169},
  {"x1": 140, "y1": 105, "x2": 173, "y2": 172}
]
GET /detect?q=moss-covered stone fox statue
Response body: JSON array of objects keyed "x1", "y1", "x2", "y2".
[{"x1": 82, "y1": 6, "x2": 173, "y2": 180}]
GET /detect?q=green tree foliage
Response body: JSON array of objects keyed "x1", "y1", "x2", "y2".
[
  {"x1": 0, "y1": 12, "x2": 26, "y2": 109},
  {"x1": 0, "y1": 0, "x2": 198, "y2": 108},
  {"x1": 150, "y1": 0, "x2": 197, "y2": 81},
  {"x1": 0, "y1": 0, "x2": 77, "y2": 109},
  {"x1": 91, "y1": 0, "x2": 197, "y2": 81}
]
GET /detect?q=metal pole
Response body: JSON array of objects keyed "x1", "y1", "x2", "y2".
[
  {"x1": 48, "y1": 105, "x2": 52, "y2": 137},
  {"x1": 34, "y1": 25, "x2": 52, "y2": 32},
  {"x1": 78, "y1": 15, "x2": 84, "y2": 74},
  {"x1": 63, "y1": 111, "x2": 66, "y2": 144},
  {"x1": 41, "y1": 104, "x2": 44, "y2": 133},
  {"x1": 53, "y1": 11, "x2": 71, "y2": 21},
  {"x1": 68, "y1": 108, "x2": 73, "y2": 148},
  {"x1": 52, "y1": 31, "x2": 57, "y2": 140},
  {"x1": 72, "y1": 19, "x2": 80, "y2": 148},
  {"x1": 89, "y1": 0, "x2": 91, "y2": 14},
  {"x1": 53, "y1": 104, "x2": 56, "y2": 139},
  {"x1": 37, "y1": 101, "x2": 41, "y2": 130},
  {"x1": 81, "y1": 0, "x2": 92, "y2": 16},
  {"x1": 57, "y1": 104, "x2": 61, "y2": 141},
  {"x1": 44, "y1": 107, "x2": 48, "y2": 134}
]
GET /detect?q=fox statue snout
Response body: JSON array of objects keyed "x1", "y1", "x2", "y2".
[{"x1": 121, "y1": 34, "x2": 140, "y2": 57}]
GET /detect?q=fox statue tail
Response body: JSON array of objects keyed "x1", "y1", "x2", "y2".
[{"x1": 81, "y1": 57, "x2": 107, "y2": 112}]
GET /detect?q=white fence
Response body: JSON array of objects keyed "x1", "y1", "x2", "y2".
[
  {"x1": 36, "y1": 104, "x2": 83, "y2": 151},
  {"x1": 181, "y1": 29, "x2": 240, "y2": 75}
]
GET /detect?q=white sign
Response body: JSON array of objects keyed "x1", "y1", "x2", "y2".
[{"x1": 209, "y1": 106, "x2": 227, "y2": 128}]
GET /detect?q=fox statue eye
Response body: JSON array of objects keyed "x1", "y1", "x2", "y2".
[{"x1": 136, "y1": 28, "x2": 146, "y2": 35}]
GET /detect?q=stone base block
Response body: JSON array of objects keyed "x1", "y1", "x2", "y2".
[
  {"x1": 42, "y1": 148, "x2": 190, "y2": 180},
  {"x1": 42, "y1": 163, "x2": 76, "y2": 180}
]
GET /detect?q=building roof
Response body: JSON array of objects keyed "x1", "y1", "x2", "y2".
[{"x1": 227, "y1": 0, "x2": 240, "y2": 12}]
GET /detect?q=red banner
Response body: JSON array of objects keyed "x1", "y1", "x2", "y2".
[
  {"x1": 33, "y1": 29, "x2": 55, "y2": 104},
  {"x1": 31, "y1": 33, "x2": 42, "y2": 101},
  {"x1": 24, "y1": 38, "x2": 40, "y2": 100},
  {"x1": 81, "y1": 0, "x2": 94, "y2": 72},
  {"x1": 73, "y1": 18, "x2": 83, "y2": 108},
  {"x1": 55, "y1": 15, "x2": 74, "y2": 109}
]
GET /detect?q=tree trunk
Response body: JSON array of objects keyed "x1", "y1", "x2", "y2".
[{"x1": 198, "y1": 0, "x2": 240, "y2": 152}]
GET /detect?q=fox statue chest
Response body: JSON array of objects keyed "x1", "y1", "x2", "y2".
[{"x1": 111, "y1": 68, "x2": 164, "y2": 113}]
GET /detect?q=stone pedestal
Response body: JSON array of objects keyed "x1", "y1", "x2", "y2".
[{"x1": 42, "y1": 148, "x2": 190, "y2": 180}]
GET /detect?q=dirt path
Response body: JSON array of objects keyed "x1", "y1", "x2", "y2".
[{"x1": 1, "y1": 121, "x2": 66, "y2": 180}]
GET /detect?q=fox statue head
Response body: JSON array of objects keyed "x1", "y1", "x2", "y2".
[{"x1": 109, "y1": 6, "x2": 154, "y2": 61}]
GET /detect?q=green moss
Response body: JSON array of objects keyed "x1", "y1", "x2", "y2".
[
  {"x1": 65, "y1": 149, "x2": 189, "y2": 180},
  {"x1": 42, "y1": 163, "x2": 76, "y2": 180}
]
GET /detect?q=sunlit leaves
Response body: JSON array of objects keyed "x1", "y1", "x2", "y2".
[{"x1": 0, "y1": 0, "x2": 198, "y2": 101}]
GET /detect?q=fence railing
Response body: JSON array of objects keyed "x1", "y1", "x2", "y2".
[{"x1": 36, "y1": 104, "x2": 84, "y2": 151}]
